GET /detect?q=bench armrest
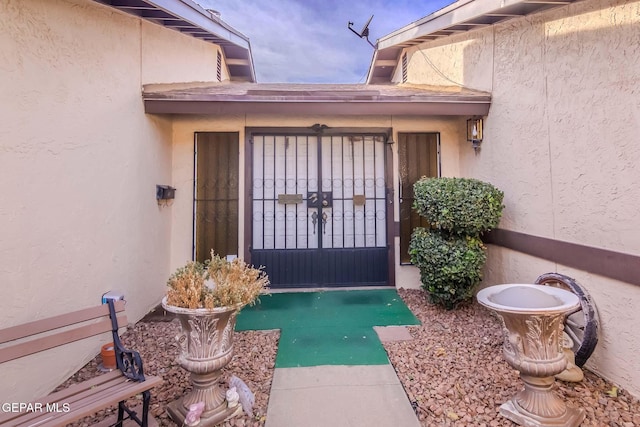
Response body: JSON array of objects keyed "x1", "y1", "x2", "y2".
[
  {"x1": 106, "y1": 299, "x2": 146, "y2": 382},
  {"x1": 115, "y1": 342, "x2": 146, "y2": 382}
]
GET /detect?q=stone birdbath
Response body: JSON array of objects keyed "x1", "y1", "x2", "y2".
[{"x1": 477, "y1": 284, "x2": 585, "y2": 427}]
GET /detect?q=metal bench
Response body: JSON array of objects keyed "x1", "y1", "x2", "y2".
[{"x1": 0, "y1": 299, "x2": 162, "y2": 427}]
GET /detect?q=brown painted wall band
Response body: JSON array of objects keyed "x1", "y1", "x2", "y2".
[{"x1": 483, "y1": 229, "x2": 639, "y2": 287}]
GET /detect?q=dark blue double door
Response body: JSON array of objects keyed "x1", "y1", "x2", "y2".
[{"x1": 250, "y1": 133, "x2": 390, "y2": 288}]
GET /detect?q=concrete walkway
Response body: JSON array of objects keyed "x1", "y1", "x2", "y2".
[
  {"x1": 265, "y1": 326, "x2": 420, "y2": 427},
  {"x1": 265, "y1": 365, "x2": 420, "y2": 427}
]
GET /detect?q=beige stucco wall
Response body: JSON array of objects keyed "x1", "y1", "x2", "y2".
[
  {"x1": 403, "y1": 0, "x2": 640, "y2": 397},
  {"x1": 0, "y1": 0, "x2": 222, "y2": 401},
  {"x1": 141, "y1": 20, "x2": 226, "y2": 84}
]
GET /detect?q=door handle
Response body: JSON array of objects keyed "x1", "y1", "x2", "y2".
[
  {"x1": 322, "y1": 211, "x2": 328, "y2": 234},
  {"x1": 311, "y1": 211, "x2": 318, "y2": 234},
  {"x1": 321, "y1": 192, "x2": 333, "y2": 208}
]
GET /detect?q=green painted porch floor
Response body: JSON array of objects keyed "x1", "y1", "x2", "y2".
[{"x1": 235, "y1": 289, "x2": 420, "y2": 368}]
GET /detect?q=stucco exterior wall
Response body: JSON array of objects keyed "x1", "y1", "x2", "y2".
[
  {"x1": 399, "y1": 27, "x2": 494, "y2": 93},
  {"x1": 141, "y1": 20, "x2": 227, "y2": 84},
  {"x1": 0, "y1": 0, "x2": 222, "y2": 401},
  {"x1": 404, "y1": 0, "x2": 640, "y2": 396}
]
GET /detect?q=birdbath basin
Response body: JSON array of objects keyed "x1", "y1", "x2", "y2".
[{"x1": 477, "y1": 284, "x2": 585, "y2": 427}]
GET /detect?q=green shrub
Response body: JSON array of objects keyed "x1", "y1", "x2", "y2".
[
  {"x1": 413, "y1": 177, "x2": 504, "y2": 236},
  {"x1": 409, "y1": 177, "x2": 504, "y2": 309},
  {"x1": 409, "y1": 228, "x2": 486, "y2": 309}
]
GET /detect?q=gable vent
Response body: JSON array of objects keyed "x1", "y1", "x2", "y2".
[{"x1": 402, "y1": 52, "x2": 408, "y2": 83}]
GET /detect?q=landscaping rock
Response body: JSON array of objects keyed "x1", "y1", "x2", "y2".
[
  {"x1": 61, "y1": 319, "x2": 279, "y2": 426},
  {"x1": 59, "y1": 288, "x2": 639, "y2": 427},
  {"x1": 386, "y1": 288, "x2": 640, "y2": 427}
]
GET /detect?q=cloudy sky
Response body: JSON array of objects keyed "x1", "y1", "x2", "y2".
[{"x1": 195, "y1": 0, "x2": 454, "y2": 83}]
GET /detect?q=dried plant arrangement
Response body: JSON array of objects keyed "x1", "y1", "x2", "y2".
[{"x1": 166, "y1": 251, "x2": 270, "y2": 309}]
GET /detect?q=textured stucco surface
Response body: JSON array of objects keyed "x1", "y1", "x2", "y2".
[
  {"x1": 404, "y1": 0, "x2": 640, "y2": 396},
  {"x1": 141, "y1": 20, "x2": 225, "y2": 84},
  {"x1": 0, "y1": 0, "x2": 222, "y2": 401},
  {"x1": 402, "y1": 29, "x2": 494, "y2": 93}
]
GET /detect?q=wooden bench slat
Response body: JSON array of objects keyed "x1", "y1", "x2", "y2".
[
  {"x1": 33, "y1": 370, "x2": 124, "y2": 403},
  {"x1": 41, "y1": 376, "x2": 162, "y2": 426},
  {"x1": 51, "y1": 373, "x2": 140, "y2": 407},
  {"x1": 0, "y1": 372, "x2": 126, "y2": 426},
  {"x1": 22, "y1": 376, "x2": 162, "y2": 427},
  {"x1": 0, "y1": 300, "x2": 125, "y2": 344},
  {"x1": 0, "y1": 372, "x2": 126, "y2": 425},
  {"x1": 0, "y1": 300, "x2": 161, "y2": 427},
  {"x1": 0, "y1": 374, "x2": 162, "y2": 427},
  {"x1": 0, "y1": 314, "x2": 127, "y2": 363}
]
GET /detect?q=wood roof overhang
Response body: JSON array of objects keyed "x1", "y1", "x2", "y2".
[
  {"x1": 142, "y1": 82, "x2": 491, "y2": 116},
  {"x1": 368, "y1": 0, "x2": 582, "y2": 84},
  {"x1": 92, "y1": 0, "x2": 256, "y2": 82}
]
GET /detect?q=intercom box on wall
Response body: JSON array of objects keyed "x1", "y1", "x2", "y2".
[{"x1": 156, "y1": 185, "x2": 176, "y2": 200}]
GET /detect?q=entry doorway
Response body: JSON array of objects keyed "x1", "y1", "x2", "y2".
[{"x1": 248, "y1": 131, "x2": 392, "y2": 288}]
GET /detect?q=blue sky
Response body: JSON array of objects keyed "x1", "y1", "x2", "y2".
[{"x1": 195, "y1": 0, "x2": 454, "y2": 83}]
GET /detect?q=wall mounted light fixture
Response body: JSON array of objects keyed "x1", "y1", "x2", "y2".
[{"x1": 467, "y1": 117, "x2": 484, "y2": 152}]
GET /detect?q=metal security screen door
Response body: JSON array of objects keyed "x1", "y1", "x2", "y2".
[
  {"x1": 251, "y1": 133, "x2": 389, "y2": 288},
  {"x1": 194, "y1": 132, "x2": 239, "y2": 262},
  {"x1": 398, "y1": 133, "x2": 440, "y2": 264}
]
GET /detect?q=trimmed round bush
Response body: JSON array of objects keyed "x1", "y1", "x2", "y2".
[
  {"x1": 409, "y1": 228, "x2": 486, "y2": 309},
  {"x1": 413, "y1": 177, "x2": 504, "y2": 236}
]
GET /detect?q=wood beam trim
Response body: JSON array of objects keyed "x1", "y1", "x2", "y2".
[{"x1": 483, "y1": 229, "x2": 640, "y2": 286}]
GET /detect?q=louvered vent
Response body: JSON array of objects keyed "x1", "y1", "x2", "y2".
[
  {"x1": 217, "y1": 51, "x2": 222, "y2": 82},
  {"x1": 402, "y1": 52, "x2": 408, "y2": 83}
]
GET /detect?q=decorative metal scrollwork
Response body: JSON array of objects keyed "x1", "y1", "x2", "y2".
[
  {"x1": 106, "y1": 299, "x2": 146, "y2": 382},
  {"x1": 117, "y1": 348, "x2": 146, "y2": 382}
]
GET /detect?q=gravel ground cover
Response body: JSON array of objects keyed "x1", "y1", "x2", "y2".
[
  {"x1": 386, "y1": 288, "x2": 640, "y2": 427},
  {"x1": 58, "y1": 289, "x2": 639, "y2": 427},
  {"x1": 59, "y1": 318, "x2": 279, "y2": 427}
]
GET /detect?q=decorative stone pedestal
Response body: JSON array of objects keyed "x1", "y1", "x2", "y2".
[
  {"x1": 167, "y1": 399, "x2": 242, "y2": 427},
  {"x1": 477, "y1": 284, "x2": 586, "y2": 427},
  {"x1": 162, "y1": 298, "x2": 244, "y2": 426},
  {"x1": 499, "y1": 376, "x2": 584, "y2": 427}
]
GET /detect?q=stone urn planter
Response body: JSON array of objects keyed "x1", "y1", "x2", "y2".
[
  {"x1": 162, "y1": 298, "x2": 243, "y2": 426},
  {"x1": 477, "y1": 284, "x2": 585, "y2": 427},
  {"x1": 162, "y1": 252, "x2": 269, "y2": 427}
]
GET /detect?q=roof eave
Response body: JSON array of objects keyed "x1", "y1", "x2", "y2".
[
  {"x1": 143, "y1": 99, "x2": 491, "y2": 116},
  {"x1": 92, "y1": 0, "x2": 256, "y2": 82},
  {"x1": 369, "y1": 0, "x2": 580, "y2": 84}
]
